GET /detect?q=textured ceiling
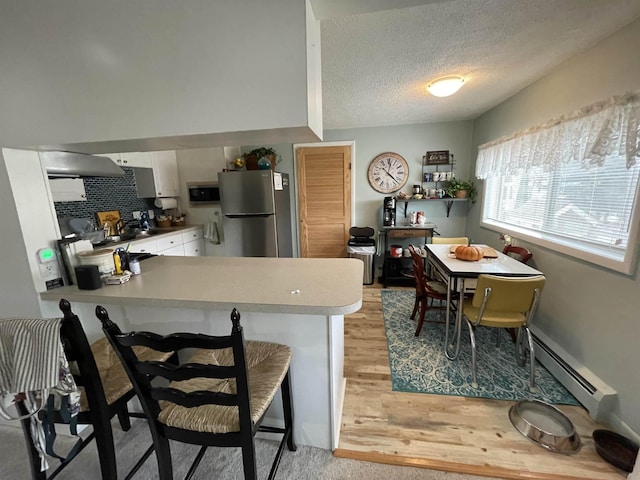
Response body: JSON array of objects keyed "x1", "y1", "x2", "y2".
[{"x1": 316, "y1": 0, "x2": 640, "y2": 129}]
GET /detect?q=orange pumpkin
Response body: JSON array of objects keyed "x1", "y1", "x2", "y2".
[{"x1": 455, "y1": 245, "x2": 484, "y2": 261}]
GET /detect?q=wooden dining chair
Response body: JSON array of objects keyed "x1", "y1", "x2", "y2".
[
  {"x1": 461, "y1": 275, "x2": 545, "y2": 392},
  {"x1": 96, "y1": 305, "x2": 296, "y2": 480},
  {"x1": 502, "y1": 245, "x2": 533, "y2": 264},
  {"x1": 19, "y1": 299, "x2": 174, "y2": 480},
  {"x1": 408, "y1": 245, "x2": 449, "y2": 336}
]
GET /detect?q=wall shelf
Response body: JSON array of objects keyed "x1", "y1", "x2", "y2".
[{"x1": 400, "y1": 198, "x2": 468, "y2": 217}]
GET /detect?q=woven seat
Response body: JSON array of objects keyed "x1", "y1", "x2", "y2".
[
  {"x1": 80, "y1": 337, "x2": 171, "y2": 411},
  {"x1": 159, "y1": 342, "x2": 291, "y2": 434},
  {"x1": 20, "y1": 299, "x2": 173, "y2": 480},
  {"x1": 97, "y1": 306, "x2": 296, "y2": 480}
]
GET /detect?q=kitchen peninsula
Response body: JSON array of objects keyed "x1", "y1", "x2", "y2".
[{"x1": 41, "y1": 255, "x2": 364, "y2": 450}]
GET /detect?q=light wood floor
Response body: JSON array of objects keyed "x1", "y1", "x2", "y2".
[{"x1": 335, "y1": 283, "x2": 625, "y2": 480}]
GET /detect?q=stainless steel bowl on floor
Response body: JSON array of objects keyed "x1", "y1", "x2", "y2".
[{"x1": 509, "y1": 399, "x2": 582, "y2": 454}]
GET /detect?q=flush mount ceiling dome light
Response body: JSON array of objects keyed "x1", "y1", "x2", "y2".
[{"x1": 427, "y1": 76, "x2": 465, "y2": 97}]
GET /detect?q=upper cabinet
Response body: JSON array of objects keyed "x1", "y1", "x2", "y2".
[
  {"x1": 49, "y1": 178, "x2": 86, "y2": 202},
  {"x1": 114, "y1": 152, "x2": 152, "y2": 168},
  {"x1": 133, "y1": 151, "x2": 179, "y2": 198}
]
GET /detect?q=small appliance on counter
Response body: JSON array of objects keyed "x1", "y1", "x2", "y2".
[{"x1": 383, "y1": 196, "x2": 396, "y2": 227}]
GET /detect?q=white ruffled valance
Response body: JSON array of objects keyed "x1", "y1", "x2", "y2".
[{"x1": 475, "y1": 91, "x2": 640, "y2": 179}]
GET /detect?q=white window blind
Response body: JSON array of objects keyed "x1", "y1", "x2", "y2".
[{"x1": 478, "y1": 91, "x2": 640, "y2": 274}]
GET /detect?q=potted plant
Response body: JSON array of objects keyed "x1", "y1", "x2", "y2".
[
  {"x1": 445, "y1": 178, "x2": 477, "y2": 203},
  {"x1": 243, "y1": 147, "x2": 281, "y2": 170}
]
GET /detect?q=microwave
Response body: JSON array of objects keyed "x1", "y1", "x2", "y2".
[{"x1": 187, "y1": 181, "x2": 220, "y2": 206}]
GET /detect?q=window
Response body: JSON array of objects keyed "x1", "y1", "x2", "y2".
[{"x1": 477, "y1": 91, "x2": 640, "y2": 274}]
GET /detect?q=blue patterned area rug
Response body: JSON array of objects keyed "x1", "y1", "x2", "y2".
[{"x1": 381, "y1": 289, "x2": 579, "y2": 405}]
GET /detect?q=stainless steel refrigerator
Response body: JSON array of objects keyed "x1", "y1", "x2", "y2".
[{"x1": 218, "y1": 170, "x2": 293, "y2": 257}]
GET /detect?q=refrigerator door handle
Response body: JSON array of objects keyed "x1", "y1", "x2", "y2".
[{"x1": 225, "y1": 214, "x2": 272, "y2": 218}]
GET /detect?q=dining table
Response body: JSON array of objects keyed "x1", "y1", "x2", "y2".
[{"x1": 425, "y1": 243, "x2": 544, "y2": 360}]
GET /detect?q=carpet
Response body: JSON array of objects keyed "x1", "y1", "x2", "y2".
[
  {"x1": 381, "y1": 289, "x2": 579, "y2": 405},
  {"x1": 0, "y1": 420, "x2": 498, "y2": 480}
]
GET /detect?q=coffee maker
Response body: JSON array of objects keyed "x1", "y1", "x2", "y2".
[{"x1": 383, "y1": 196, "x2": 396, "y2": 227}]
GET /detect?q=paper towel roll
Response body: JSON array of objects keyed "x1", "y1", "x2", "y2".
[{"x1": 154, "y1": 197, "x2": 178, "y2": 209}]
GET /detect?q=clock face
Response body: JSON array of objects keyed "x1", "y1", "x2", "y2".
[{"x1": 367, "y1": 152, "x2": 409, "y2": 194}]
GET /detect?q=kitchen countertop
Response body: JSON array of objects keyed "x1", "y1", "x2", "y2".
[
  {"x1": 41, "y1": 255, "x2": 364, "y2": 315},
  {"x1": 97, "y1": 224, "x2": 203, "y2": 249}
]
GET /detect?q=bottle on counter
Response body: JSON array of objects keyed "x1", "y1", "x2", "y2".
[{"x1": 129, "y1": 258, "x2": 141, "y2": 275}]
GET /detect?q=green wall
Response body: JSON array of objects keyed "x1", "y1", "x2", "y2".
[{"x1": 470, "y1": 17, "x2": 640, "y2": 437}]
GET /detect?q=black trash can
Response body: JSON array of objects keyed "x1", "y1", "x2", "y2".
[{"x1": 347, "y1": 227, "x2": 376, "y2": 285}]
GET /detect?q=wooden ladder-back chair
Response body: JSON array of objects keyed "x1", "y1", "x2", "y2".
[
  {"x1": 503, "y1": 245, "x2": 533, "y2": 264},
  {"x1": 20, "y1": 299, "x2": 174, "y2": 480},
  {"x1": 96, "y1": 305, "x2": 296, "y2": 480},
  {"x1": 408, "y1": 245, "x2": 449, "y2": 336},
  {"x1": 461, "y1": 275, "x2": 546, "y2": 393}
]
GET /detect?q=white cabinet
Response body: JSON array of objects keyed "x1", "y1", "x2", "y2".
[
  {"x1": 181, "y1": 229, "x2": 203, "y2": 244},
  {"x1": 133, "y1": 150, "x2": 179, "y2": 198},
  {"x1": 49, "y1": 178, "x2": 86, "y2": 202},
  {"x1": 184, "y1": 238, "x2": 204, "y2": 256},
  {"x1": 127, "y1": 227, "x2": 203, "y2": 257},
  {"x1": 159, "y1": 244, "x2": 185, "y2": 256},
  {"x1": 104, "y1": 152, "x2": 152, "y2": 168},
  {"x1": 129, "y1": 238, "x2": 157, "y2": 254},
  {"x1": 120, "y1": 152, "x2": 153, "y2": 168},
  {"x1": 156, "y1": 232, "x2": 183, "y2": 252},
  {"x1": 182, "y1": 229, "x2": 204, "y2": 256}
]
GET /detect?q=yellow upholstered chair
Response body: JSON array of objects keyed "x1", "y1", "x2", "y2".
[
  {"x1": 431, "y1": 236, "x2": 469, "y2": 245},
  {"x1": 461, "y1": 274, "x2": 545, "y2": 393}
]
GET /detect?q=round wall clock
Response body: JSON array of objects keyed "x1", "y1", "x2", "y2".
[{"x1": 367, "y1": 152, "x2": 409, "y2": 194}]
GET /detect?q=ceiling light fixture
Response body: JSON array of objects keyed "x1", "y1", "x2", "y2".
[{"x1": 427, "y1": 76, "x2": 465, "y2": 97}]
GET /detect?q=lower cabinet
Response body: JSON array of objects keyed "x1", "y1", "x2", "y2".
[
  {"x1": 183, "y1": 238, "x2": 205, "y2": 256},
  {"x1": 160, "y1": 244, "x2": 185, "y2": 256},
  {"x1": 128, "y1": 227, "x2": 204, "y2": 257}
]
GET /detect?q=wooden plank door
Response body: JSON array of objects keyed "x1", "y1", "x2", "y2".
[{"x1": 297, "y1": 146, "x2": 351, "y2": 258}]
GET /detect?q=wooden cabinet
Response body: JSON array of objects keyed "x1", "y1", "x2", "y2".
[
  {"x1": 381, "y1": 227, "x2": 433, "y2": 287},
  {"x1": 133, "y1": 150, "x2": 179, "y2": 198},
  {"x1": 49, "y1": 178, "x2": 86, "y2": 202}
]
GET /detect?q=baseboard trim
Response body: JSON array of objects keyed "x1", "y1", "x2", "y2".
[{"x1": 332, "y1": 448, "x2": 597, "y2": 480}]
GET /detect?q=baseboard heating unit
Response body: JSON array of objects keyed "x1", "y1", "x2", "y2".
[{"x1": 531, "y1": 328, "x2": 617, "y2": 423}]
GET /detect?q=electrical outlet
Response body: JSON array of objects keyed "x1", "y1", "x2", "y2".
[
  {"x1": 132, "y1": 211, "x2": 141, "y2": 220},
  {"x1": 147, "y1": 210, "x2": 155, "y2": 219}
]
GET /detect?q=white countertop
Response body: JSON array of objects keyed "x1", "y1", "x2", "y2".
[
  {"x1": 426, "y1": 244, "x2": 544, "y2": 276},
  {"x1": 41, "y1": 256, "x2": 364, "y2": 315}
]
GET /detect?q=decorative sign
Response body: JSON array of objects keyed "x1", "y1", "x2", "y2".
[{"x1": 424, "y1": 150, "x2": 450, "y2": 165}]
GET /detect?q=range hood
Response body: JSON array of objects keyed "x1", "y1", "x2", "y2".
[{"x1": 42, "y1": 151, "x2": 125, "y2": 177}]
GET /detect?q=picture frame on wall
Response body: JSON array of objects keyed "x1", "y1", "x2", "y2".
[{"x1": 424, "y1": 150, "x2": 450, "y2": 165}]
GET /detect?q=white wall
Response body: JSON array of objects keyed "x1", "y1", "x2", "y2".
[
  {"x1": 0, "y1": 0, "x2": 322, "y2": 152},
  {"x1": 0, "y1": 149, "x2": 69, "y2": 319},
  {"x1": 470, "y1": 18, "x2": 640, "y2": 436},
  {"x1": 175, "y1": 147, "x2": 227, "y2": 256}
]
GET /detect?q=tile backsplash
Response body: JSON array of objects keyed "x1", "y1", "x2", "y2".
[{"x1": 53, "y1": 168, "x2": 158, "y2": 226}]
